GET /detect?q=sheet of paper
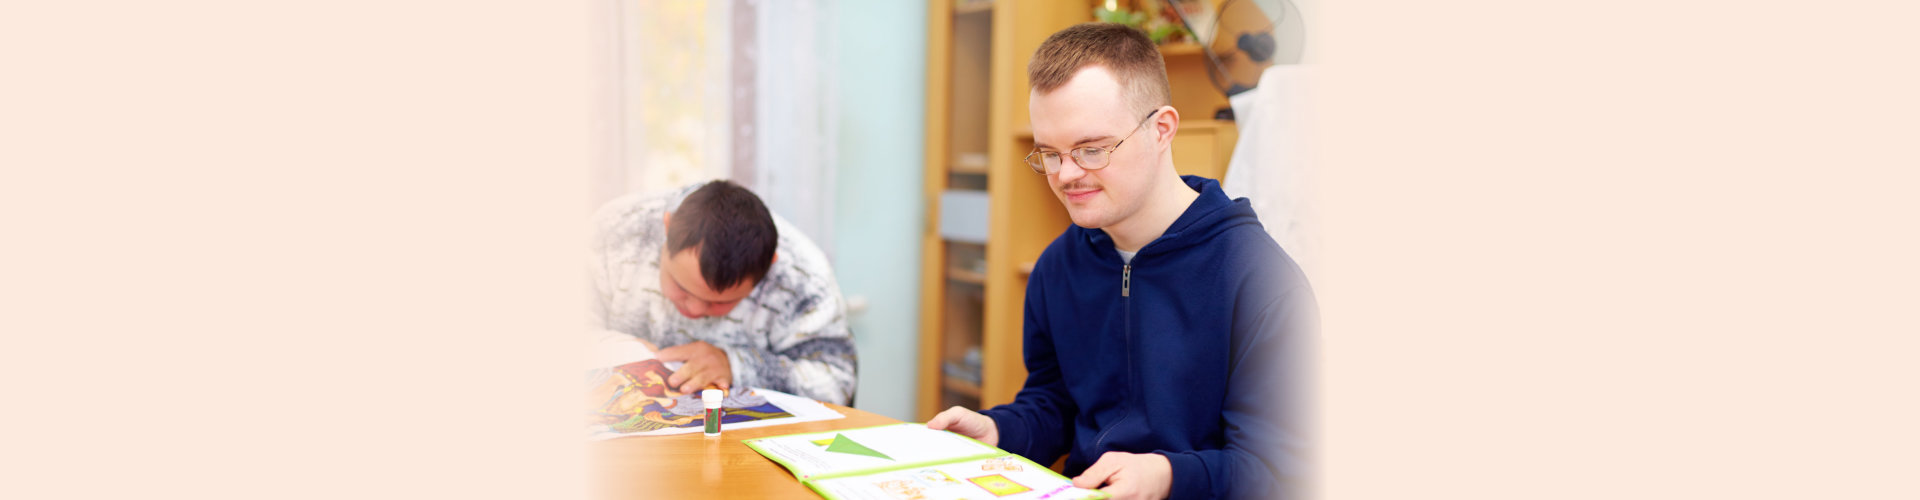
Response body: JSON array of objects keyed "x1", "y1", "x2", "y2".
[
  {"x1": 747, "y1": 423, "x2": 1003, "y2": 479},
  {"x1": 588, "y1": 329, "x2": 656, "y2": 369}
]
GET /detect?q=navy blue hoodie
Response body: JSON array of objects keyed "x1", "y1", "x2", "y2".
[{"x1": 981, "y1": 176, "x2": 1315, "y2": 500}]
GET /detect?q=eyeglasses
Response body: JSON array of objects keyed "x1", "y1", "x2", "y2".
[{"x1": 1024, "y1": 109, "x2": 1160, "y2": 175}]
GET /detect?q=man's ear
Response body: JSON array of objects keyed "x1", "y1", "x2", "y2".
[
  {"x1": 771, "y1": 252, "x2": 779, "y2": 265},
  {"x1": 662, "y1": 211, "x2": 672, "y2": 228},
  {"x1": 1153, "y1": 105, "x2": 1180, "y2": 149}
]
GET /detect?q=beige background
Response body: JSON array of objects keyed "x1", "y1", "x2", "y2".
[
  {"x1": 5, "y1": 1, "x2": 1916, "y2": 498},
  {"x1": 1312, "y1": 1, "x2": 1920, "y2": 498}
]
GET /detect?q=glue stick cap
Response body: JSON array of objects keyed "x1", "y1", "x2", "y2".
[{"x1": 702, "y1": 389, "x2": 722, "y2": 409}]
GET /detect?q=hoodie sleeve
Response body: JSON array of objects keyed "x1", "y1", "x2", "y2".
[
  {"x1": 1162, "y1": 278, "x2": 1315, "y2": 500},
  {"x1": 981, "y1": 264, "x2": 1078, "y2": 464}
]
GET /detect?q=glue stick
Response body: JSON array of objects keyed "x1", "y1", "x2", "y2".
[{"x1": 702, "y1": 389, "x2": 723, "y2": 437}]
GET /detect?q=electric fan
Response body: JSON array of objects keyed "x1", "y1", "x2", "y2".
[{"x1": 1168, "y1": 0, "x2": 1301, "y2": 101}]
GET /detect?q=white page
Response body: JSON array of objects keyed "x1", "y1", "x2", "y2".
[
  {"x1": 587, "y1": 329, "x2": 656, "y2": 368},
  {"x1": 810, "y1": 455, "x2": 1107, "y2": 500},
  {"x1": 749, "y1": 423, "x2": 1002, "y2": 479}
]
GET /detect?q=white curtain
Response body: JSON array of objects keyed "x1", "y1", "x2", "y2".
[
  {"x1": 589, "y1": 0, "x2": 734, "y2": 210},
  {"x1": 744, "y1": 0, "x2": 837, "y2": 258},
  {"x1": 589, "y1": 0, "x2": 837, "y2": 258},
  {"x1": 1222, "y1": 65, "x2": 1318, "y2": 282}
]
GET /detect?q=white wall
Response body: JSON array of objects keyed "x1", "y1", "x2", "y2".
[{"x1": 829, "y1": 0, "x2": 928, "y2": 422}]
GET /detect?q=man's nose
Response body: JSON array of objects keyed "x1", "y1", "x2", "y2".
[{"x1": 1055, "y1": 155, "x2": 1087, "y2": 184}]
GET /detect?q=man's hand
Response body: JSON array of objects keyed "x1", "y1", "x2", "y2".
[
  {"x1": 1072, "y1": 451, "x2": 1172, "y2": 500},
  {"x1": 656, "y1": 341, "x2": 732, "y2": 393},
  {"x1": 925, "y1": 406, "x2": 999, "y2": 447}
]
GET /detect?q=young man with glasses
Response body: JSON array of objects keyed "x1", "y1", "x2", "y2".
[
  {"x1": 928, "y1": 23, "x2": 1315, "y2": 500},
  {"x1": 587, "y1": 180, "x2": 857, "y2": 405}
]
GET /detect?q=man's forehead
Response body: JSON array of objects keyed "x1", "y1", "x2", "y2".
[
  {"x1": 1031, "y1": 101, "x2": 1131, "y2": 149},
  {"x1": 664, "y1": 248, "x2": 754, "y2": 301},
  {"x1": 1042, "y1": 64, "x2": 1124, "y2": 95},
  {"x1": 663, "y1": 249, "x2": 719, "y2": 297},
  {"x1": 1031, "y1": 68, "x2": 1133, "y2": 136}
]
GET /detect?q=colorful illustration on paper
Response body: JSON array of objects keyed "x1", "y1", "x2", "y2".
[
  {"x1": 875, "y1": 479, "x2": 928, "y2": 500},
  {"x1": 979, "y1": 457, "x2": 1025, "y2": 472},
  {"x1": 967, "y1": 474, "x2": 1032, "y2": 497},
  {"x1": 587, "y1": 359, "x2": 792, "y2": 433},
  {"x1": 912, "y1": 469, "x2": 963, "y2": 487},
  {"x1": 823, "y1": 433, "x2": 894, "y2": 460}
]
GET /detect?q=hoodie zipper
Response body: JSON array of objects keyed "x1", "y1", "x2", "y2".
[{"x1": 1095, "y1": 259, "x2": 1135, "y2": 452}]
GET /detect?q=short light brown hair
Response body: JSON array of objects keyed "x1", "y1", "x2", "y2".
[{"x1": 1028, "y1": 23, "x2": 1171, "y2": 118}]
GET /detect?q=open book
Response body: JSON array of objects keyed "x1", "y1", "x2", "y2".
[{"x1": 744, "y1": 423, "x2": 1109, "y2": 500}]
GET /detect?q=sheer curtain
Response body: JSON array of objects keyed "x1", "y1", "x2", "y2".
[
  {"x1": 589, "y1": 0, "x2": 837, "y2": 258},
  {"x1": 742, "y1": 0, "x2": 837, "y2": 258}
]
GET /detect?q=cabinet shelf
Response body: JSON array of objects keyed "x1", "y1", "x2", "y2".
[
  {"x1": 942, "y1": 377, "x2": 983, "y2": 398},
  {"x1": 946, "y1": 267, "x2": 987, "y2": 285},
  {"x1": 1158, "y1": 42, "x2": 1206, "y2": 57},
  {"x1": 950, "y1": 164, "x2": 990, "y2": 175},
  {"x1": 954, "y1": 0, "x2": 992, "y2": 16},
  {"x1": 951, "y1": 152, "x2": 991, "y2": 174}
]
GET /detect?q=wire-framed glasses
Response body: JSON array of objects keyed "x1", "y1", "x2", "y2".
[{"x1": 1024, "y1": 109, "x2": 1160, "y2": 175}]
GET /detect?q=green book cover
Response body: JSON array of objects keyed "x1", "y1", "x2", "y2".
[{"x1": 743, "y1": 423, "x2": 1110, "y2": 500}]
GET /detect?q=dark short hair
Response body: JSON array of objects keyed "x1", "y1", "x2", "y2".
[
  {"x1": 1028, "y1": 22, "x2": 1171, "y2": 118},
  {"x1": 666, "y1": 180, "x2": 778, "y2": 292}
]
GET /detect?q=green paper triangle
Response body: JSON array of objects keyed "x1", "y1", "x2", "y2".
[{"x1": 822, "y1": 433, "x2": 892, "y2": 461}]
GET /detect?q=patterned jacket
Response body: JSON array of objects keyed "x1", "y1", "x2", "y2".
[{"x1": 588, "y1": 184, "x2": 857, "y2": 404}]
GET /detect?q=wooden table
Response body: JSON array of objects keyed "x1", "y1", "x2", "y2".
[{"x1": 591, "y1": 403, "x2": 903, "y2": 499}]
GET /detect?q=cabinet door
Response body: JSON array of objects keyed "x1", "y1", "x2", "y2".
[{"x1": 1173, "y1": 123, "x2": 1229, "y2": 180}]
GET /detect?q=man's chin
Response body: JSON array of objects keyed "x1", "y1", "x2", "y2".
[{"x1": 1067, "y1": 210, "x2": 1108, "y2": 229}]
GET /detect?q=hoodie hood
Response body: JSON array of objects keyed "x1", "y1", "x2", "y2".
[{"x1": 1079, "y1": 175, "x2": 1264, "y2": 257}]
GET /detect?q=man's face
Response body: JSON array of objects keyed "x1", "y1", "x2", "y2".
[
  {"x1": 659, "y1": 245, "x2": 757, "y2": 319},
  {"x1": 1029, "y1": 66, "x2": 1162, "y2": 229}
]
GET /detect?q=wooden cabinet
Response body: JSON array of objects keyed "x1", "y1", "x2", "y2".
[{"x1": 917, "y1": 0, "x2": 1239, "y2": 421}]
